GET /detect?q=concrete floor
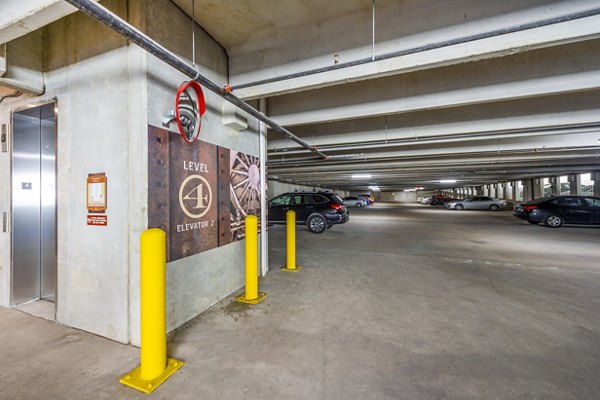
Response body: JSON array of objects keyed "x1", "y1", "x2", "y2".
[{"x1": 1, "y1": 202, "x2": 600, "y2": 399}]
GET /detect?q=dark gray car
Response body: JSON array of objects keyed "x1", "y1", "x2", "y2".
[{"x1": 268, "y1": 192, "x2": 350, "y2": 233}]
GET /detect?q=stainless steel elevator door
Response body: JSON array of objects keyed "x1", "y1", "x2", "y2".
[{"x1": 11, "y1": 103, "x2": 57, "y2": 306}]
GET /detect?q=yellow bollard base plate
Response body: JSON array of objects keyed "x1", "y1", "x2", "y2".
[
  {"x1": 236, "y1": 292, "x2": 267, "y2": 305},
  {"x1": 281, "y1": 265, "x2": 302, "y2": 272},
  {"x1": 119, "y1": 357, "x2": 184, "y2": 394}
]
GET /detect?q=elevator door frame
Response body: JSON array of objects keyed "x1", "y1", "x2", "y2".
[{"x1": 10, "y1": 100, "x2": 58, "y2": 310}]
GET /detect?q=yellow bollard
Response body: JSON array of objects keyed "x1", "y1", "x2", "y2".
[
  {"x1": 281, "y1": 210, "x2": 301, "y2": 272},
  {"x1": 120, "y1": 228, "x2": 183, "y2": 394},
  {"x1": 236, "y1": 215, "x2": 267, "y2": 304}
]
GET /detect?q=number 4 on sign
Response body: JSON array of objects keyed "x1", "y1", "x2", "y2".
[{"x1": 183, "y1": 183, "x2": 209, "y2": 209}]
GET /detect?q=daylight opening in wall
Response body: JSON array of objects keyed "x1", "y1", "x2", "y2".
[
  {"x1": 543, "y1": 177, "x2": 551, "y2": 197},
  {"x1": 581, "y1": 173, "x2": 593, "y2": 196}
]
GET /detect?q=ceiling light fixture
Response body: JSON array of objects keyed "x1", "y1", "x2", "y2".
[
  {"x1": 352, "y1": 174, "x2": 372, "y2": 179},
  {"x1": 439, "y1": 179, "x2": 457, "y2": 183}
]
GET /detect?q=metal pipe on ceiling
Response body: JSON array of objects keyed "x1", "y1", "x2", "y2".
[{"x1": 63, "y1": 0, "x2": 328, "y2": 160}]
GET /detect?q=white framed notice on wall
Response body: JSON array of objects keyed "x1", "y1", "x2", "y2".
[{"x1": 87, "y1": 172, "x2": 107, "y2": 213}]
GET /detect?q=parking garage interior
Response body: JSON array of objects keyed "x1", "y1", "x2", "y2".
[{"x1": 1, "y1": 1, "x2": 599, "y2": 398}]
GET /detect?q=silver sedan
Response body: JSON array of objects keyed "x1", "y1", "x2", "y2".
[
  {"x1": 343, "y1": 196, "x2": 367, "y2": 208},
  {"x1": 448, "y1": 196, "x2": 507, "y2": 211}
]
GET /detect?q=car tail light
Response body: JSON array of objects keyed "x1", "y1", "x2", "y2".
[
  {"x1": 523, "y1": 204, "x2": 538, "y2": 213},
  {"x1": 331, "y1": 203, "x2": 344, "y2": 211}
]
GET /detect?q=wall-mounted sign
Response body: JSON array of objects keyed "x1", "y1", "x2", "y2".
[
  {"x1": 87, "y1": 173, "x2": 107, "y2": 213},
  {"x1": 148, "y1": 125, "x2": 261, "y2": 262},
  {"x1": 87, "y1": 214, "x2": 107, "y2": 226}
]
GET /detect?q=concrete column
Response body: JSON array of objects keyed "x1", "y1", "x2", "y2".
[
  {"x1": 522, "y1": 180, "x2": 532, "y2": 202},
  {"x1": 593, "y1": 172, "x2": 600, "y2": 197},
  {"x1": 549, "y1": 176, "x2": 560, "y2": 196},
  {"x1": 532, "y1": 178, "x2": 543, "y2": 199},
  {"x1": 511, "y1": 181, "x2": 517, "y2": 204},
  {"x1": 568, "y1": 174, "x2": 581, "y2": 195},
  {"x1": 258, "y1": 98, "x2": 268, "y2": 277},
  {"x1": 503, "y1": 183, "x2": 511, "y2": 200},
  {"x1": 476, "y1": 186, "x2": 484, "y2": 196},
  {"x1": 494, "y1": 184, "x2": 500, "y2": 198}
]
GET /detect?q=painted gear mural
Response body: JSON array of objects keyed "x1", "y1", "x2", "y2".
[{"x1": 230, "y1": 151, "x2": 261, "y2": 241}]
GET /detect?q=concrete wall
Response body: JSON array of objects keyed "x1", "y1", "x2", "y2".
[
  {"x1": 139, "y1": 0, "x2": 260, "y2": 343},
  {"x1": 0, "y1": 0, "x2": 133, "y2": 341},
  {"x1": 377, "y1": 192, "x2": 418, "y2": 203},
  {"x1": 0, "y1": 0, "x2": 260, "y2": 345}
]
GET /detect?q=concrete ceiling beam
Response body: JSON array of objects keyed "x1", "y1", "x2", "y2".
[
  {"x1": 268, "y1": 150, "x2": 600, "y2": 174},
  {"x1": 268, "y1": 131, "x2": 600, "y2": 161},
  {"x1": 234, "y1": 15, "x2": 600, "y2": 100},
  {"x1": 270, "y1": 70, "x2": 600, "y2": 127},
  {"x1": 0, "y1": 0, "x2": 80, "y2": 44},
  {"x1": 270, "y1": 160, "x2": 600, "y2": 191},
  {"x1": 268, "y1": 123, "x2": 600, "y2": 156}
]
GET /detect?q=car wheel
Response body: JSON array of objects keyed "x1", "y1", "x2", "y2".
[
  {"x1": 489, "y1": 204, "x2": 499, "y2": 211},
  {"x1": 544, "y1": 215, "x2": 564, "y2": 228},
  {"x1": 455, "y1": 204, "x2": 464, "y2": 210},
  {"x1": 356, "y1": 202, "x2": 363, "y2": 208},
  {"x1": 307, "y1": 214, "x2": 327, "y2": 234}
]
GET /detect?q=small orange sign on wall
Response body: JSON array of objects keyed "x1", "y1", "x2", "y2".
[{"x1": 87, "y1": 172, "x2": 107, "y2": 213}]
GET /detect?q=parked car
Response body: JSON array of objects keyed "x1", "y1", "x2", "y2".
[
  {"x1": 515, "y1": 196, "x2": 600, "y2": 228},
  {"x1": 428, "y1": 195, "x2": 454, "y2": 205},
  {"x1": 358, "y1": 194, "x2": 375, "y2": 205},
  {"x1": 447, "y1": 196, "x2": 507, "y2": 211},
  {"x1": 513, "y1": 199, "x2": 545, "y2": 221},
  {"x1": 343, "y1": 196, "x2": 367, "y2": 208},
  {"x1": 268, "y1": 192, "x2": 350, "y2": 233},
  {"x1": 420, "y1": 196, "x2": 431, "y2": 204}
]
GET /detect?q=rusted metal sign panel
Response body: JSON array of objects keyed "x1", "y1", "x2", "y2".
[{"x1": 148, "y1": 125, "x2": 261, "y2": 262}]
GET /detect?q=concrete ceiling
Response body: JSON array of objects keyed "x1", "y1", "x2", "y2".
[
  {"x1": 171, "y1": 0, "x2": 372, "y2": 49},
  {"x1": 180, "y1": 0, "x2": 598, "y2": 193},
  {"x1": 5, "y1": 0, "x2": 600, "y2": 193}
]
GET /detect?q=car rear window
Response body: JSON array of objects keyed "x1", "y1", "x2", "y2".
[
  {"x1": 305, "y1": 194, "x2": 329, "y2": 204},
  {"x1": 527, "y1": 197, "x2": 554, "y2": 204},
  {"x1": 550, "y1": 197, "x2": 583, "y2": 207},
  {"x1": 271, "y1": 194, "x2": 291, "y2": 205},
  {"x1": 331, "y1": 194, "x2": 345, "y2": 204}
]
